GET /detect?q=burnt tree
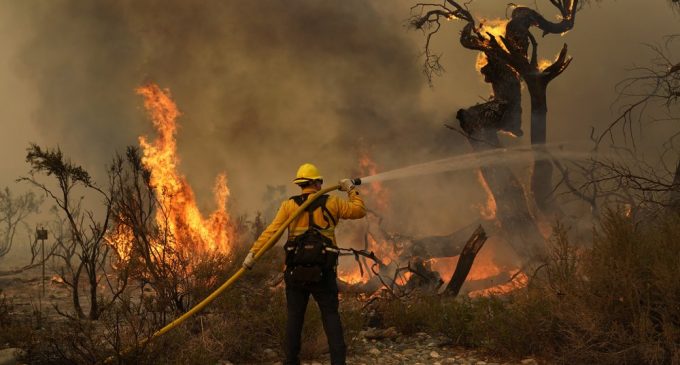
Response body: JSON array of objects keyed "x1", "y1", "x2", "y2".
[
  {"x1": 411, "y1": 1, "x2": 577, "y2": 213},
  {"x1": 21, "y1": 144, "x2": 117, "y2": 320},
  {"x1": 0, "y1": 187, "x2": 41, "y2": 259}
]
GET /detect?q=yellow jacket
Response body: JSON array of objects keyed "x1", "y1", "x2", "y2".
[{"x1": 250, "y1": 187, "x2": 366, "y2": 253}]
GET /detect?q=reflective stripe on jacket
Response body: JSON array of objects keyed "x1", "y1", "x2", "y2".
[{"x1": 249, "y1": 187, "x2": 366, "y2": 253}]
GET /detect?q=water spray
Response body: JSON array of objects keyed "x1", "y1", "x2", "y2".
[{"x1": 359, "y1": 142, "x2": 598, "y2": 184}]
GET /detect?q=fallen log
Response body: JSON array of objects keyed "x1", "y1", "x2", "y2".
[{"x1": 402, "y1": 221, "x2": 486, "y2": 259}]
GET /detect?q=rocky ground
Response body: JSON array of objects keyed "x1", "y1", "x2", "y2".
[
  {"x1": 1, "y1": 267, "x2": 545, "y2": 365},
  {"x1": 218, "y1": 329, "x2": 543, "y2": 365}
]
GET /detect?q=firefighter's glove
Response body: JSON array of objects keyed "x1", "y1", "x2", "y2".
[
  {"x1": 243, "y1": 252, "x2": 256, "y2": 270},
  {"x1": 339, "y1": 178, "x2": 355, "y2": 192}
]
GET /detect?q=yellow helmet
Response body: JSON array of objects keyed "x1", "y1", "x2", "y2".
[{"x1": 293, "y1": 163, "x2": 323, "y2": 184}]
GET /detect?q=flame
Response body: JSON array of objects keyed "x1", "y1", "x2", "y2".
[
  {"x1": 358, "y1": 151, "x2": 389, "y2": 213},
  {"x1": 337, "y1": 147, "x2": 525, "y2": 297},
  {"x1": 538, "y1": 59, "x2": 552, "y2": 71},
  {"x1": 336, "y1": 152, "x2": 396, "y2": 284},
  {"x1": 429, "y1": 244, "x2": 527, "y2": 297},
  {"x1": 475, "y1": 53, "x2": 489, "y2": 73},
  {"x1": 337, "y1": 269, "x2": 366, "y2": 285},
  {"x1": 479, "y1": 19, "x2": 509, "y2": 51},
  {"x1": 474, "y1": 19, "x2": 509, "y2": 73},
  {"x1": 468, "y1": 271, "x2": 528, "y2": 297},
  {"x1": 498, "y1": 130, "x2": 519, "y2": 138},
  {"x1": 109, "y1": 84, "x2": 233, "y2": 262},
  {"x1": 51, "y1": 275, "x2": 65, "y2": 284},
  {"x1": 475, "y1": 170, "x2": 497, "y2": 220},
  {"x1": 137, "y1": 83, "x2": 233, "y2": 255}
]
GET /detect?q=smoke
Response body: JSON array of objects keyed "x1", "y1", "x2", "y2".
[
  {"x1": 4, "y1": 0, "x2": 679, "y2": 242},
  {"x1": 6, "y1": 0, "x2": 473, "y2": 230}
]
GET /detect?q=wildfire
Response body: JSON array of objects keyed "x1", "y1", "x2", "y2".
[
  {"x1": 476, "y1": 52, "x2": 489, "y2": 73},
  {"x1": 109, "y1": 84, "x2": 233, "y2": 261},
  {"x1": 538, "y1": 59, "x2": 552, "y2": 71},
  {"x1": 428, "y1": 238, "x2": 526, "y2": 296},
  {"x1": 474, "y1": 19, "x2": 510, "y2": 72},
  {"x1": 479, "y1": 19, "x2": 509, "y2": 48},
  {"x1": 338, "y1": 143, "x2": 524, "y2": 296},
  {"x1": 358, "y1": 151, "x2": 389, "y2": 212},
  {"x1": 336, "y1": 152, "x2": 396, "y2": 285},
  {"x1": 137, "y1": 83, "x2": 233, "y2": 255},
  {"x1": 468, "y1": 271, "x2": 528, "y2": 297}
]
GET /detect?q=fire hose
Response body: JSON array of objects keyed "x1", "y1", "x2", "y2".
[{"x1": 108, "y1": 179, "x2": 362, "y2": 361}]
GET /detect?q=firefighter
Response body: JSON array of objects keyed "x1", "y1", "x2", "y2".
[{"x1": 243, "y1": 163, "x2": 365, "y2": 365}]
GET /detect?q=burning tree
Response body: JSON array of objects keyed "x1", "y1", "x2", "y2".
[
  {"x1": 107, "y1": 83, "x2": 237, "y2": 312},
  {"x1": 410, "y1": 1, "x2": 579, "y2": 262}
]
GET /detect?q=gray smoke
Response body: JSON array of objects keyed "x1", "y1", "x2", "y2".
[
  {"x1": 2, "y1": 0, "x2": 678, "y2": 241},
  {"x1": 6, "y1": 0, "x2": 468, "y2": 225}
]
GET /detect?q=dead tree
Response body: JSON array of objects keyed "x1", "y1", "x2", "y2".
[
  {"x1": 21, "y1": 144, "x2": 116, "y2": 320},
  {"x1": 554, "y1": 40, "x2": 680, "y2": 215},
  {"x1": 0, "y1": 187, "x2": 41, "y2": 259},
  {"x1": 411, "y1": 1, "x2": 578, "y2": 213},
  {"x1": 0, "y1": 187, "x2": 48, "y2": 277}
]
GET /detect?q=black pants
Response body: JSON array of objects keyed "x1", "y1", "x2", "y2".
[{"x1": 284, "y1": 273, "x2": 346, "y2": 365}]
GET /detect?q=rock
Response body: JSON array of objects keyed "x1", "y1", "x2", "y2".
[
  {"x1": 262, "y1": 348, "x2": 277, "y2": 360},
  {"x1": 0, "y1": 348, "x2": 25, "y2": 365},
  {"x1": 520, "y1": 359, "x2": 538, "y2": 365},
  {"x1": 401, "y1": 348, "x2": 418, "y2": 356},
  {"x1": 430, "y1": 351, "x2": 441, "y2": 358},
  {"x1": 436, "y1": 337, "x2": 455, "y2": 347},
  {"x1": 362, "y1": 326, "x2": 400, "y2": 340}
]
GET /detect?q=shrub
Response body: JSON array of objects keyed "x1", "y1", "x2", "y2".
[{"x1": 379, "y1": 211, "x2": 680, "y2": 365}]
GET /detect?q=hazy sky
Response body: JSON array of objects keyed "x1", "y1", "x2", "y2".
[{"x1": 0, "y1": 1, "x2": 677, "y2": 237}]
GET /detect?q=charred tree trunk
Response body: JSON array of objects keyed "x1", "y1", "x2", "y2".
[
  {"x1": 71, "y1": 265, "x2": 85, "y2": 319},
  {"x1": 502, "y1": 3, "x2": 577, "y2": 212},
  {"x1": 88, "y1": 267, "x2": 99, "y2": 320},
  {"x1": 457, "y1": 54, "x2": 547, "y2": 260},
  {"x1": 443, "y1": 225, "x2": 487, "y2": 296},
  {"x1": 526, "y1": 77, "x2": 554, "y2": 211}
]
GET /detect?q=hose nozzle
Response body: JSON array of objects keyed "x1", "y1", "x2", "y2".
[{"x1": 351, "y1": 178, "x2": 362, "y2": 186}]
